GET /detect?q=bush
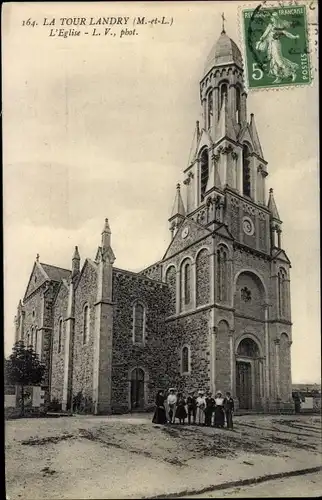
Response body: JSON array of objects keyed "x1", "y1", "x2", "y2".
[{"x1": 72, "y1": 391, "x2": 93, "y2": 414}]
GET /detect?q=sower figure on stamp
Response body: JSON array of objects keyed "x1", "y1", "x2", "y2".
[
  {"x1": 255, "y1": 11, "x2": 299, "y2": 83},
  {"x1": 223, "y1": 391, "x2": 234, "y2": 430},
  {"x1": 186, "y1": 390, "x2": 197, "y2": 425}
]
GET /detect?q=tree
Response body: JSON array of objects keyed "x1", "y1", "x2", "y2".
[{"x1": 5, "y1": 341, "x2": 45, "y2": 416}]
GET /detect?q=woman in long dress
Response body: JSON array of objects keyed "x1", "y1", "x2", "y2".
[
  {"x1": 255, "y1": 12, "x2": 300, "y2": 83},
  {"x1": 196, "y1": 390, "x2": 206, "y2": 425},
  {"x1": 214, "y1": 391, "x2": 225, "y2": 428},
  {"x1": 152, "y1": 390, "x2": 167, "y2": 425}
]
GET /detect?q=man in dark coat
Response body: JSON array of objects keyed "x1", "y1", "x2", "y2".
[
  {"x1": 186, "y1": 391, "x2": 197, "y2": 425},
  {"x1": 205, "y1": 393, "x2": 215, "y2": 426},
  {"x1": 223, "y1": 391, "x2": 235, "y2": 429}
]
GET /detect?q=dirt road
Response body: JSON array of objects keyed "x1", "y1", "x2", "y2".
[
  {"x1": 5, "y1": 414, "x2": 321, "y2": 499},
  {"x1": 184, "y1": 471, "x2": 322, "y2": 497}
]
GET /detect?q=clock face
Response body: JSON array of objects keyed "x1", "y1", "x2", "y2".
[
  {"x1": 181, "y1": 227, "x2": 189, "y2": 239},
  {"x1": 242, "y1": 217, "x2": 255, "y2": 236}
]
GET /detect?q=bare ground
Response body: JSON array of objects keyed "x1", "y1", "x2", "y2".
[{"x1": 5, "y1": 414, "x2": 322, "y2": 499}]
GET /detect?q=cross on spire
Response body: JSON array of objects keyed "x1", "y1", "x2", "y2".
[{"x1": 221, "y1": 12, "x2": 226, "y2": 34}]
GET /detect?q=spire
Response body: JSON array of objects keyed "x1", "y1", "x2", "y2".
[
  {"x1": 249, "y1": 113, "x2": 264, "y2": 158},
  {"x1": 72, "y1": 246, "x2": 80, "y2": 277},
  {"x1": 170, "y1": 183, "x2": 186, "y2": 218},
  {"x1": 72, "y1": 246, "x2": 80, "y2": 260},
  {"x1": 267, "y1": 188, "x2": 280, "y2": 220},
  {"x1": 36, "y1": 253, "x2": 39, "y2": 263},
  {"x1": 215, "y1": 94, "x2": 236, "y2": 142},
  {"x1": 101, "y1": 218, "x2": 111, "y2": 248}
]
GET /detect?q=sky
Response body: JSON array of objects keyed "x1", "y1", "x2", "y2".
[{"x1": 2, "y1": 1, "x2": 320, "y2": 383}]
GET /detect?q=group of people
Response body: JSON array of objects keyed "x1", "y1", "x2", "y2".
[{"x1": 152, "y1": 388, "x2": 234, "y2": 429}]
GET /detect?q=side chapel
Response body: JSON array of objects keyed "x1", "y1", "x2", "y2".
[{"x1": 14, "y1": 26, "x2": 293, "y2": 413}]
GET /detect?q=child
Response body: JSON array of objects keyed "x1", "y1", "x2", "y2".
[
  {"x1": 223, "y1": 391, "x2": 235, "y2": 430},
  {"x1": 175, "y1": 393, "x2": 187, "y2": 425}
]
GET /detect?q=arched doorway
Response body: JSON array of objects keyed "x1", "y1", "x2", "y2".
[
  {"x1": 236, "y1": 338, "x2": 261, "y2": 410},
  {"x1": 130, "y1": 368, "x2": 145, "y2": 410}
]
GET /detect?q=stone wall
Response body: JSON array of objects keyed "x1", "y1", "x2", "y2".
[
  {"x1": 196, "y1": 248, "x2": 210, "y2": 306},
  {"x1": 111, "y1": 270, "x2": 170, "y2": 413},
  {"x1": 215, "y1": 320, "x2": 231, "y2": 394},
  {"x1": 51, "y1": 283, "x2": 69, "y2": 402},
  {"x1": 166, "y1": 309, "x2": 211, "y2": 394},
  {"x1": 72, "y1": 261, "x2": 98, "y2": 403}
]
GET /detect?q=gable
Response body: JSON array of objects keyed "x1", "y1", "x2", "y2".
[
  {"x1": 189, "y1": 128, "x2": 213, "y2": 164},
  {"x1": 213, "y1": 223, "x2": 234, "y2": 241},
  {"x1": 24, "y1": 263, "x2": 49, "y2": 301},
  {"x1": 272, "y1": 248, "x2": 291, "y2": 266},
  {"x1": 163, "y1": 217, "x2": 211, "y2": 260},
  {"x1": 238, "y1": 124, "x2": 254, "y2": 150},
  {"x1": 74, "y1": 258, "x2": 97, "y2": 291}
]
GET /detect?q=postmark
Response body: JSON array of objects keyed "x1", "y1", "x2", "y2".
[{"x1": 241, "y1": 3, "x2": 312, "y2": 89}]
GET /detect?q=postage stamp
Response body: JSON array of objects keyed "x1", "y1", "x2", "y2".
[{"x1": 242, "y1": 4, "x2": 312, "y2": 89}]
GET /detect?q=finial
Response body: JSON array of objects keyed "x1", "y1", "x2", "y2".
[
  {"x1": 72, "y1": 245, "x2": 80, "y2": 260},
  {"x1": 176, "y1": 183, "x2": 181, "y2": 191},
  {"x1": 269, "y1": 188, "x2": 273, "y2": 194},
  {"x1": 221, "y1": 12, "x2": 226, "y2": 34},
  {"x1": 102, "y1": 218, "x2": 111, "y2": 234},
  {"x1": 36, "y1": 253, "x2": 39, "y2": 262}
]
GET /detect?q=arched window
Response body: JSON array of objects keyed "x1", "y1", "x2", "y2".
[
  {"x1": 220, "y1": 83, "x2": 228, "y2": 112},
  {"x1": 34, "y1": 328, "x2": 38, "y2": 354},
  {"x1": 278, "y1": 269, "x2": 287, "y2": 317},
  {"x1": 30, "y1": 327, "x2": 34, "y2": 349},
  {"x1": 133, "y1": 302, "x2": 145, "y2": 344},
  {"x1": 83, "y1": 305, "x2": 90, "y2": 344},
  {"x1": 165, "y1": 266, "x2": 176, "y2": 315},
  {"x1": 200, "y1": 148, "x2": 209, "y2": 202},
  {"x1": 183, "y1": 261, "x2": 191, "y2": 306},
  {"x1": 207, "y1": 90, "x2": 213, "y2": 129},
  {"x1": 181, "y1": 345, "x2": 190, "y2": 374},
  {"x1": 58, "y1": 318, "x2": 63, "y2": 353},
  {"x1": 216, "y1": 247, "x2": 228, "y2": 302},
  {"x1": 242, "y1": 144, "x2": 251, "y2": 197},
  {"x1": 27, "y1": 332, "x2": 30, "y2": 347},
  {"x1": 236, "y1": 86, "x2": 241, "y2": 124}
]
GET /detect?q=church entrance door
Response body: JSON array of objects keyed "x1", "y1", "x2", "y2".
[
  {"x1": 236, "y1": 361, "x2": 252, "y2": 409},
  {"x1": 130, "y1": 368, "x2": 145, "y2": 410}
]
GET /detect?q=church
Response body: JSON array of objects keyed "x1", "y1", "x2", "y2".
[{"x1": 14, "y1": 26, "x2": 293, "y2": 414}]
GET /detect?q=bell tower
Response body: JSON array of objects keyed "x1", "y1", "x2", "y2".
[{"x1": 181, "y1": 22, "x2": 268, "y2": 233}]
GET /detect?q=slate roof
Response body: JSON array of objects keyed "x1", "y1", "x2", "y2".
[{"x1": 40, "y1": 263, "x2": 71, "y2": 282}]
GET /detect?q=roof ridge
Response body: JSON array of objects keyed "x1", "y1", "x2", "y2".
[{"x1": 40, "y1": 262, "x2": 71, "y2": 272}]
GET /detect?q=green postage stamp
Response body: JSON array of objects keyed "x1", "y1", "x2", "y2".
[{"x1": 242, "y1": 4, "x2": 311, "y2": 89}]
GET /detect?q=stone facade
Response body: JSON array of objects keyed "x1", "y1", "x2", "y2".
[{"x1": 14, "y1": 27, "x2": 294, "y2": 414}]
